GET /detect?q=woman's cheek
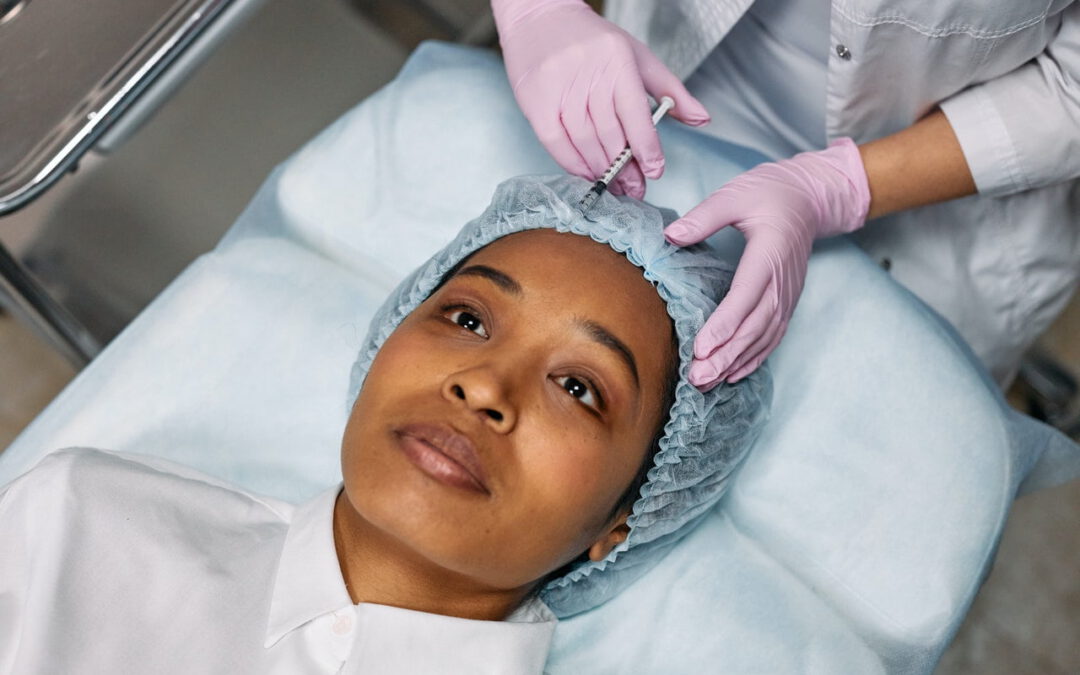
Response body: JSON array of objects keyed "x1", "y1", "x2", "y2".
[
  {"x1": 374, "y1": 329, "x2": 450, "y2": 387},
  {"x1": 532, "y1": 427, "x2": 612, "y2": 507}
]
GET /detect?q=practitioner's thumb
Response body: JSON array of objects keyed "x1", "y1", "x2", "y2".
[
  {"x1": 664, "y1": 218, "x2": 708, "y2": 246},
  {"x1": 666, "y1": 86, "x2": 710, "y2": 127},
  {"x1": 664, "y1": 190, "x2": 742, "y2": 246}
]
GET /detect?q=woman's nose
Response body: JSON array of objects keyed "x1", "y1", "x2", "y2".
[{"x1": 441, "y1": 367, "x2": 517, "y2": 432}]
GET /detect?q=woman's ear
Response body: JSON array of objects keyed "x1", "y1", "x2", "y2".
[{"x1": 587, "y1": 512, "x2": 631, "y2": 562}]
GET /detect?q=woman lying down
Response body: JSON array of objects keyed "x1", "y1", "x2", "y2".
[{"x1": 0, "y1": 176, "x2": 769, "y2": 673}]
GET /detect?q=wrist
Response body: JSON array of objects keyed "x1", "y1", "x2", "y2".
[{"x1": 812, "y1": 137, "x2": 871, "y2": 236}]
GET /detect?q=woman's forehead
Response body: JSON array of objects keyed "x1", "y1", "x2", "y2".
[
  {"x1": 462, "y1": 230, "x2": 664, "y2": 317},
  {"x1": 467, "y1": 230, "x2": 642, "y2": 283}
]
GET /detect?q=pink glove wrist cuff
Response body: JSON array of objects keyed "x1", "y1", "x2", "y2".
[
  {"x1": 492, "y1": 0, "x2": 588, "y2": 33},
  {"x1": 815, "y1": 137, "x2": 871, "y2": 235}
]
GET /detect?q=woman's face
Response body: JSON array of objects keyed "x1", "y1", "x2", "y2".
[{"x1": 340, "y1": 229, "x2": 675, "y2": 592}]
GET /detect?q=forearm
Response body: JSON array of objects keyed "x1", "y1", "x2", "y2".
[{"x1": 858, "y1": 109, "x2": 976, "y2": 220}]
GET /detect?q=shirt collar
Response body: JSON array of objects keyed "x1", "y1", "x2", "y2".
[
  {"x1": 265, "y1": 484, "x2": 352, "y2": 647},
  {"x1": 506, "y1": 594, "x2": 558, "y2": 624},
  {"x1": 343, "y1": 599, "x2": 556, "y2": 674},
  {"x1": 264, "y1": 484, "x2": 559, "y2": 664}
]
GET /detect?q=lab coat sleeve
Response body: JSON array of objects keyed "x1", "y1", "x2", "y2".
[{"x1": 939, "y1": 4, "x2": 1080, "y2": 197}]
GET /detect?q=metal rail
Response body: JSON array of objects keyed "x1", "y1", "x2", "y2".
[{"x1": 0, "y1": 240, "x2": 101, "y2": 367}]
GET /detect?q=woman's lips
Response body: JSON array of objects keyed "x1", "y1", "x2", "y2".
[{"x1": 395, "y1": 423, "x2": 490, "y2": 495}]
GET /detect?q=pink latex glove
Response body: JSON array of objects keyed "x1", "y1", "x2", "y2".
[
  {"x1": 492, "y1": 0, "x2": 710, "y2": 199},
  {"x1": 663, "y1": 138, "x2": 872, "y2": 389}
]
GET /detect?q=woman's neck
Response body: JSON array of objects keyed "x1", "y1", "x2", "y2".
[{"x1": 331, "y1": 491, "x2": 532, "y2": 621}]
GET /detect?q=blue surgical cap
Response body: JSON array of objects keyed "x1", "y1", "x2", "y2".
[{"x1": 347, "y1": 175, "x2": 772, "y2": 617}]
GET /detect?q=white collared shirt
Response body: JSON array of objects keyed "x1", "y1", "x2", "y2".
[{"x1": 0, "y1": 448, "x2": 556, "y2": 674}]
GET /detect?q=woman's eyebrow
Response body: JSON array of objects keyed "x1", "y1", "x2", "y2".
[
  {"x1": 455, "y1": 265, "x2": 523, "y2": 296},
  {"x1": 577, "y1": 319, "x2": 640, "y2": 389},
  {"x1": 453, "y1": 264, "x2": 639, "y2": 388}
]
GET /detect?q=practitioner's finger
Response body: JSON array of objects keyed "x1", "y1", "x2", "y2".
[
  {"x1": 616, "y1": 159, "x2": 646, "y2": 199},
  {"x1": 664, "y1": 184, "x2": 751, "y2": 246},
  {"x1": 611, "y1": 62, "x2": 664, "y2": 180},
  {"x1": 718, "y1": 301, "x2": 785, "y2": 381},
  {"x1": 588, "y1": 83, "x2": 639, "y2": 198},
  {"x1": 688, "y1": 279, "x2": 777, "y2": 388},
  {"x1": 561, "y1": 79, "x2": 616, "y2": 179},
  {"x1": 726, "y1": 327, "x2": 785, "y2": 383},
  {"x1": 529, "y1": 108, "x2": 593, "y2": 179},
  {"x1": 631, "y1": 38, "x2": 711, "y2": 127},
  {"x1": 692, "y1": 246, "x2": 774, "y2": 361}
]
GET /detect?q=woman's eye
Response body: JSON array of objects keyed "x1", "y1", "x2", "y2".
[
  {"x1": 555, "y1": 375, "x2": 599, "y2": 411},
  {"x1": 448, "y1": 309, "x2": 488, "y2": 337}
]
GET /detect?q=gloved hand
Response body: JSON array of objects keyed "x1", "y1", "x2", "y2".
[
  {"x1": 663, "y1": 138, "x2": 872, "y2": 389},
  {"x1": 492, "y1": 0, "x2": 710, "y2": 199}
]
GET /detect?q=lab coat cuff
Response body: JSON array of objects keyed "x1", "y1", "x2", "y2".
[{"x1": 939, "y1": 85, "x2": 1027, "y2": 198}]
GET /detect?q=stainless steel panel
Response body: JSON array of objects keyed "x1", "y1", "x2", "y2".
[{"x1": 0, "y1": 0, "x2": 232, "y2": 214}]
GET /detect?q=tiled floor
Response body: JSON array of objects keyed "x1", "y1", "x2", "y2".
[{"x1": 1, "y1": 1, "x2": 1077, "y2": 672}]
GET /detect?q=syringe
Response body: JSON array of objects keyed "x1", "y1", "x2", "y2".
[{"x1": 577, "y1": 96, "x2": 675, "y2": 214}]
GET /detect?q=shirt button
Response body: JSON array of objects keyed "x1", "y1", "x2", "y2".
[
  {"x1": 332, "y1": 614, "x2": 353, "y2": 635},
  {"x1": 835, "y1": 44, "x2": 852, "y2": 60}
]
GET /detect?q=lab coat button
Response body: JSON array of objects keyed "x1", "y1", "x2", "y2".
[{"x1": 835, "y1": 44, "x2": 852, "y2": 60}]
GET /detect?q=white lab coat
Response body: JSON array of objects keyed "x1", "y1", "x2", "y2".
[
  {"x1": 0, "y1": 449, "x2": 556, "y2": 674},
  {"x1": 607, "y1": 0, "x2": 1080, "y2": 385}
]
